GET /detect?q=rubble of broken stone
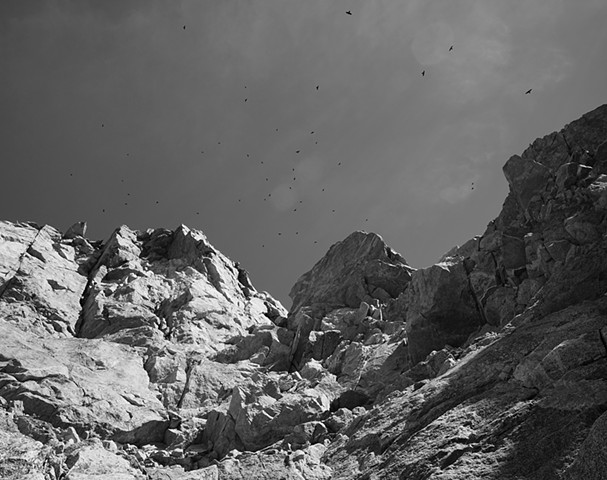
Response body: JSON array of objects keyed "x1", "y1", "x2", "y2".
[{"x1": 1, "y1": 104, "x2": 607, "y2": 479}]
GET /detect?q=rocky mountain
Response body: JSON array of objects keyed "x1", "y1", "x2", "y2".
[{"x1": 2, "y1": 104, "x2": 607, "y2": 479}]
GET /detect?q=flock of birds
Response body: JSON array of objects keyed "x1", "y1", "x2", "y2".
[{"x1": 79, "y1": 10, "x2": 534, "y2": 251}]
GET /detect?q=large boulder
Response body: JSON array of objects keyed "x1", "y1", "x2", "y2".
[
  {"x1": 0, "y1": 320, "x2": 168, "y2": 444},
  {"x1": 0, "y1": 221, "x2": 94, "y2": 336}
]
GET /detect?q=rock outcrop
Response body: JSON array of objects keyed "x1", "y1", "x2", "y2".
[{"x1": 1, "y1": 104, "x2": 607, "y2": 479}]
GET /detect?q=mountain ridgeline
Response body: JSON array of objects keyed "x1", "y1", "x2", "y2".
[{"x1": 1, "y1": 104, "x2": 607, "y2": 479}]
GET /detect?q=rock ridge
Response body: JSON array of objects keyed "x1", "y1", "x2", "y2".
[{"x1": 1, "y1": 103, "x2": 607, "y2": 479}]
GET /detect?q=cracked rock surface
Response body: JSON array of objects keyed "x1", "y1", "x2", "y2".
[{"x1": 1, "y1": 104, "x2": 607, "y2": 479}]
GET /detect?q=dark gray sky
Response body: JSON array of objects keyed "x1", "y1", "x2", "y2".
[{"x1": 1, "y1": 0, "x2": 606, "y2": 307}]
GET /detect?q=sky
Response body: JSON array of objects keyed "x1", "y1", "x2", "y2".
[{"x1": 1, "y1": 0, "x2": 606, "y2": 308}]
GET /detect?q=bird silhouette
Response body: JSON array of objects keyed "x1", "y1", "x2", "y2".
[
  {"x1": 525, "y1": 89, "x2": 532, "y2": 94},
  {"x1": 183, "y1": 25, "x2": 186, "y2": 30},
  {"x1": 422, "y1": 70, "x2": 425, "y2": 77},
  {"x1": 316, "y1": 85, "x2": 319, "y2": 90},
  {"x1": 102, "y1": 209, "x2": 105, "y2": 213},
  {"x1": 449, "y1": 45, "x2": 454, "y2": 51},
  {"x1": 101, "y1": 124, "x2": 104, "y2": 127},
  {"x1": 244, "y1": 98, "x2": 248, "y2": 102},
  {"x1": 346, "y1": 10, "x2": 352, "y2": 15},
  {"x1": 296, "y1": 150, "x2": 300, "y2": 154}
]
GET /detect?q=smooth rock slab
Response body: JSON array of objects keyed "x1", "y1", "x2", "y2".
[{"x1": 0, "y1": 320, "x2": 168, "y2": 444}]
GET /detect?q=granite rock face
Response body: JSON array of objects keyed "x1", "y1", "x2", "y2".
[{"x1": 2, "y1": 104, "x2": 607, "y2": 479}]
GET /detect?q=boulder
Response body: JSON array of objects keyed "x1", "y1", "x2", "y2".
[
  {"x1": 0, "y1": 320, "x2": 168, "y2": 444},
  {"x1": 0, "y1": 222, "x2": 92, "y2": 336}
]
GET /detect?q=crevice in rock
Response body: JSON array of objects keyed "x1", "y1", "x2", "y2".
[
  {"x1": 176, "y1": 356, "x2": 202, "y2": 410},
  {"x1": 74, "y1": 241, "x2": 108, "y2": 338},
  {"x1": 463, "y1": 258, "x2": 488, "y2": 327},
  {"x1": 0, "y1": 225, "x2": 44, "y2": 299}
]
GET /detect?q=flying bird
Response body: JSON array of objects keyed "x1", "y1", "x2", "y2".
[
  {"x1": 316, "y1": 85, "x2": 319, "y2": 90},
  {"x1": 422, "y1": 70, "x2": 425, "y2": 77},
  {"x1": 525, "y1": 89, "x2": 533, "y2": 94},
  {"x1": 183, "y1": 25, "x2": 186, "y2": 30},
  {"x1": 296, "y1": 150, "x2": 300, "y2": 153},
  {"x1": 244, "y1": 98, "x2": 248, "y2": 102},
  {"x1": 346, "y1": 10, "x2": 352, "y2": 15},
  {"x1": 449, "y1": 45, "x2": 454, "y2": 51}
]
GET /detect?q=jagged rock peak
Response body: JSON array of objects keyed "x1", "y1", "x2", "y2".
[{"x1": 289, "y1": 231, "x2": 415, "y2": 317}]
